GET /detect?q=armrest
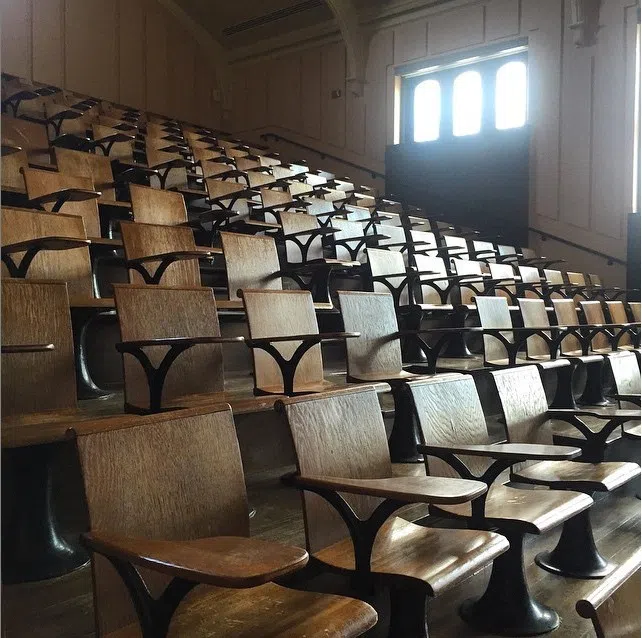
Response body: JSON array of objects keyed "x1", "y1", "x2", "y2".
[
  {"x1": 417, "y1": 442, "x2": 581, "y2": 461},
  {"x1": 246, "y1": 331, "x2": 359, "y2": 346},
  {"x1": 96, "y1": 132, "x2": 136, "y2": 144},
  {"x1": 2, "y1": 236, "x2": 90, "y2": 254},
  {"x1": 607, "y1": 394, "x2": 641, "y2": 406},
  {"x1": 2, "y1": 343, "x2": 54, "y2": 354},
  {"x1": 116, "y1": 336, "x2": 244, "y2": 352},
  {"x1": 29, "y1": 188, "x2": 101, "y2": 210},
  {"x1": 115, "y1": 165, "x2": 161, "y2": 182},
  {"x1": 81, "y1": 532, "x2": 308, "y2": 588},
  {"x1": 126, "y1": 250, "x2": 215, "y2": 265},
  {"x1": 1, "y1": 143, "x2": 22, "y2": 156},
  {"x1": 284, "y1": 227, "x2": 338, "y2": 239},
  {"x1": 47, "y1": 108, "x2": 83, "y2": 122},
  {"x1": 548, "y1": 408, "x2": 640, "y2": 421},
  {"x1": 288, "y1": 474, "x2": 487, "y2": 505}
]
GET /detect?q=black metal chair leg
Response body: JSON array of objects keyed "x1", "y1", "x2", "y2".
[
  {"x1": 549, "y1": 361, "x2": 579, "y2": 409},
  {"x1": 578, "y1": 358, "x2": 611, "y2": 406},
  {"x1": 388, "y1": 585, "x2": 430, "y2": 638},
  {"x1": 2, "y1": 444, "x2": 88, "y2": 584},
  {"x1": 72, "y1": 308, "x2": 115, "y2": 400},
  {"x1": 460, "y1": 529, "x2": 559, "y2": 636},
  {"x1": 441, "y1": 307, "x2": 474, "y2": 358},
  {"x1": 535, "y1": 507, "x2": 614, "y2": 579}
]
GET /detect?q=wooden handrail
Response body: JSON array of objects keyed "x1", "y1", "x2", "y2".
[
  {"x1": 259, "y1": 133, "x2": 386, "y2": 180},
  {"x1": 528, "y1": 227, "x2": 627, "y2": 266}
]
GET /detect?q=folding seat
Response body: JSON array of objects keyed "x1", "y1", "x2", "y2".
[
  {"x1": 580, "y1": 300, "x2": 640, "y2": 357},
  {"x1": 576, "y1": 550, "x2": 641, "y2": 637},
  {"x1": 73, "y1": 404, "x2": 377, "y2": 637},
  {"x1": 240, "y1": 289, "x2": 361, "y2": 396},
  {"x1": 492, "y1": 365, "x2": 639, "y2": 579},
  {"x1": 2, "y1": 114, "x2": 52, "y2": 166},
  {"x1": 606, "y1": 351, "x2": 641, "y2": 405},
  {"x1": 407, "y1": 374, "x2": 594, "y2": 635},
  {"x1": 278, "y1": 384, "x2": 510, "y2": 637}
]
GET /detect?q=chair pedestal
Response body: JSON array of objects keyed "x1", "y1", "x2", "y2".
[
  {"x1": 441, "y1": 307, "x2": 474, "y2": 358},
  {"x1": 72, "y1": 308, "x2": 114, "y2": 400},
  {"x1": 387, "y1": 382, "x2": 423, "y2": 463},
  {"x1": 578, "y1": 359, "x2": 610, "y2": 407},
  {"x1": 2, "y1": 444, "x2": 88, "y2": 584},
  {"x1": 535, "y1": 508, "x2": 614, "y2": 579},
  {"x1": 460, "y1": 530, "x2": 559, "y2": 636},
  {"x1": 388, "y1": 585, "x2": 430, "y2": 638},
  {"x1": 549, "y1": 361, "x2": 579, "y2": 409}
]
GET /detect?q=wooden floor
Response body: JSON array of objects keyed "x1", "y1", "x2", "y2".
[{"x1": 2, "y1": 465, "x2": 639, "y2": 638}]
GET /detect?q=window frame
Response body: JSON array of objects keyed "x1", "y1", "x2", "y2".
[{"x1": 400, "y1": 43, "x2": 528, "y2": 144}]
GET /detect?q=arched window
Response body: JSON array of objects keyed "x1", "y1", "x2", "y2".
[
  {"x1": 452, "y1": 70, "x2": 482, "y2": 136},
  {"x1": 495, "y1": 61, "x2": 527, "y2": 129},
  {"x1": 413, "y1": 79, "x2": 441, "y2": 142}
]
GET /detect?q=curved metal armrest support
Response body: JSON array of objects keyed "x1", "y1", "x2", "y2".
[
  {"x1": 29, "y1": 188, "x2": 102, "y2": 212},
  {"x1": 2, "y1": 236, "x2": 90, "y2": 278},
  {"x1": 126, "y1": 250, "x2": 215, "y2": 285},
  {"x1": 115, "y1": 165, "x2": 161, "y2": 184},
  {"x1": 115, "y1": 336, "x2": 245, "y2": 413},
  {"x1": 245, "y1": 332, "x2": 359, "y2": 396},
  {"x1": 80, "y1": 532, "x2": 308, "y2": 638}
]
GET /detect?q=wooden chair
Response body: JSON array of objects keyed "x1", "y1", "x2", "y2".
[
  {"x1": 1, "y1": 145, "x2": 29, "y2": 199},
  {"x1": 605, "y1": 300, "x2": 641, "y2": 357},
  {"x1": 1, "y1": 114, "x2": 52, "y2": 165},
  {"x1": 74, "y1": 404, "x2": 377, "y2": 638},
  {"x1": 1, "y1": 279, "x2": 91, "y2": 583},
  {"x1": 277, "y1": 385, "x2": 509, "y2": 637},
  {"x1": 240, "y1": 289, "x2": 359, "y2": 396},
  {"x1": 576, "y1": 550, "x2": 641, "y2": 637},
  {"x1": 113, "y1": 283, "x2": 275, "y2": 414},
  {"x1": 491, "y1": 365, "x2": 640, "y2": 579},
  {"x1": 22, "y1": 167, "x2": 103, "y2": 239},
  {"x1": 581, "y1": 300, "x2": 640, "y2": 354},
  {"x1": 407, "y1": 374, "x2": 594, "y2": 635},
  {"x1": 91, "y1": 124, "x2": 136, "y2": 162},
  {"x1": 120, "y1": 221, "x2": 215, "y2": 286},
  {"x1": 607, "y1": 351, "x2": 641, "y2": 405}
]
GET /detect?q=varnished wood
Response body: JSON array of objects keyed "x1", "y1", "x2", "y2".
[
  {"x1": 580, "y1": 301, "x2": 612, "y2": 351},
  {"x1": 53, "y1": 147, "x2": 116, "y2": 201},
  {"x1": 1, "y1": 114, "x2": 51, "y2": 165},
  {"x1": 279, "y1": 211, "x2": 326, "y2": 263},
  {"x1": 609, "y1": 352, "x2": 641, "y2": 395},
  {"x1": 241, "y1": 289, "x2": 332, "y2": 395},
  {"x1": 1, "y1": 207, "x2": 94, "y2": 302},
  {"x1": 76, "y1": 404, "x2": 376, "y2": 638},
  {"x1": 576, "y1": 550, "x2": 641, "y2": 637},
  {"x1": 92, "y1": 124, "x2": 134, "y2": 162},
  {"x1": 129, "y1": 184, "x2": 188, "y2": 226},
  {"x1": 367, "y1": 248, "x2": 411, "y2": 305},
  {"x1": 22, "y1": 167, "x2": 101, "y2": 238},
  {"x1": 2, "y1": 279, "x2": 76, "y2": 417},
  {"x1": 1, "y1": 147, "x2": 29, "y2": 191},
  {"x1": 120, "y1": 222, "x2": 201, "y2": 287},
  {"x1": 605, "y1": 301, "x2": 635, "y2": 348}
]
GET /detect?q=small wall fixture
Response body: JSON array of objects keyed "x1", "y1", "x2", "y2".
[{"x1": 569, "y1": 0, "x2": 602, "y2": 47}]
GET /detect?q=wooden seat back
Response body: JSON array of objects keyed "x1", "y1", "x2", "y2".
[
  {"x1": 451, "y1": 258, "x2": 485, "y2": 304},
  {"x1": 518, "y1": 265, "x2": 550, "y2": 298},
  {"x1": 605, "y1": 301, "x2": 633, "y2": 347},
  {"x1": 220, "y1": 232, "x2": 282, "y2": 300},
  {"x1": 1, "y1": 207, "x2": 93, "y2": 302},
  {"x1": 75, "y1": 404, "x2": 249, "y2": 636},
  {"x1": 518, "y1": 298, "x2": 553, "y2": 358},
  {"x1": 407, "y1": 375, "x2": 492, "y2": 511},
  {"x1": 279, "y1": 211, "x2": 324, "y2": 263},
  {"x1": 193, "y1": 147, "x2": 226, "y2": 164},
  {"x1": 576, "y1": 550, "x2": 641, "y2": 638},
  {"x1": 304, "y1": 197, "x2": 336, "y2": 219},
  {"x1": 609, "y1": 352, "x2": 641, "y2": 395},
  {"x1": 414, "y1": 254, "x2": 451, "y2": 305},
  {"x1": 113, "y1": 284, "x2": 225, "y2": 411},
  {"x1": 53, "y1": 147, "x2": 116, "y2": 201},
  {"x1": 490, "y1": 365, "x2": 554, "y2": 469},
  {"x1": 120, "y1": 222, "x2": 201, "y2": 287},
  {"x1": 129, "y1": 183, "x2": 187, "y2": 226},
  {"x1": 580, "y1": 301, "x2": 611, "y2": 351},
  {"x1": 474, "y1": 295, "x2": 514, "y2": 363},
  {"x1": 374, "y1": 223, "x2": 406, "y2": 253},
  {"x1": 241, "y1": 289, "x2": 323, "y2": 394},
  {"x1": 22, "y1": 167, "x2": 101, "y2": 238},
  {"x1": 552, "y1": 299, "x2": 584, "y2": 354},
  {"x1": 366, "y1": 248, "x2": 410, "y2": 305},
  {"x1": 1, "y1": 114, "x2": 51, "y2": 165},
  {"x1": 146, "y1": 121, "x2": 179, "y2": 138},
  {"x1": 145, "y1": 146, "x2": 188, "y2": 190},
  {"x1": 2, "y1": 279, "x2": 76, "y2": 417},
  {"x1": 630, "y1": 302, "x2": 641, "y2": 322},
  {"x1": 92, "y1": 124, "x2": 134, "y2": 162},
  {"x1": 337, "y1": 291, "x2": 403, "y2": 379},
  {"x1": 443, "y1": 235, "x2": 469, "y2": 259},
  {"x1": 473, "y1": 240, "x2": 496, "y2": 262},
  {"x1": 489, "y1": 263, "x2": 517, "y2": 300},
  {"x1": 278, "y1": 385, "x2": 395, "y2": 552},
  {"x1": 567, "y1": 271, "x2": 590, "y2": 302},
  {"x1": 45, "y1": 102, "x2": 86, "y2": 137},
  {"x1": 1, "y1": 148, "x2": 29, "y2": 191},
  {"x1": 332, "y1": 219, "x2": 367, "y2": 262}
]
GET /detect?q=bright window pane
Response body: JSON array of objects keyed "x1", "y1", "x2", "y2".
[
  {"x1": 452, "y1": 70, "x2": 482, "y2": 136},
  {"x1": 495, "y1": 61, "x2": 527, "y2": 129},
  {"x1": 413, "y1": 80, "x2": 441, "y2": 142}
]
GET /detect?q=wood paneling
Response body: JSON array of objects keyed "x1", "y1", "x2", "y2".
[
  {"x1": 2, "y1": 0, "x2": 32, "y2": 79},
  {"x1": 119, "y1": 0, "x2": 146, "y2": 110},
  {"x1": 65, "y1": 0, "x2": 118, "y2": 101},
  {"x1": 32, "y1": 0, "x2": 63, "y2": 86}
]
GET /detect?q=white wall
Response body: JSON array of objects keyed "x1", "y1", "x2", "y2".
[
  {"x1": 1, "y1": 0, "x2": 222, "y2": 128},
  {"x1": 229, "y1": 0, "x2": 639, "y2": 283}
]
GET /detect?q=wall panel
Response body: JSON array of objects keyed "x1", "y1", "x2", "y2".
[
  {"x1": 65, "y1": 0, "x2": 118, "y2": 101},
  {"x1": 484, "y1": 0, "x2": 520, "y2": 41},
  {"x1": 2, "y1": 0, "x2": 32, "y2": 80},
  {"x1": 320, "y1": 42, "x2": 346, "y2": 148},
  {"x1": 145, "y1": 1, "x2": 168, "y2": 115},
  {"x1": 427, "y1": 5, "x2": 484, "y2": 54},
  {"x1": 32, "y1": 0, "x2": 64, "y2": 86},
  {"x1": 301, "y1": 48, "x2": 322, "y2": 139},
  {"x1": 394, "y1": 20, "x2": 427, "y2": 64},
  {"x1": 119, "y1": 0, "x2": 146, "y2": 109}
]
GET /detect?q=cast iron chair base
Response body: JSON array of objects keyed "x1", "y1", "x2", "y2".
[
  {"x1": 534, "y1": 509, "x2": 614, "y2": 579},
  {"x1": 387, "y1": 382, "x2": 423, "y2": 463}
]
